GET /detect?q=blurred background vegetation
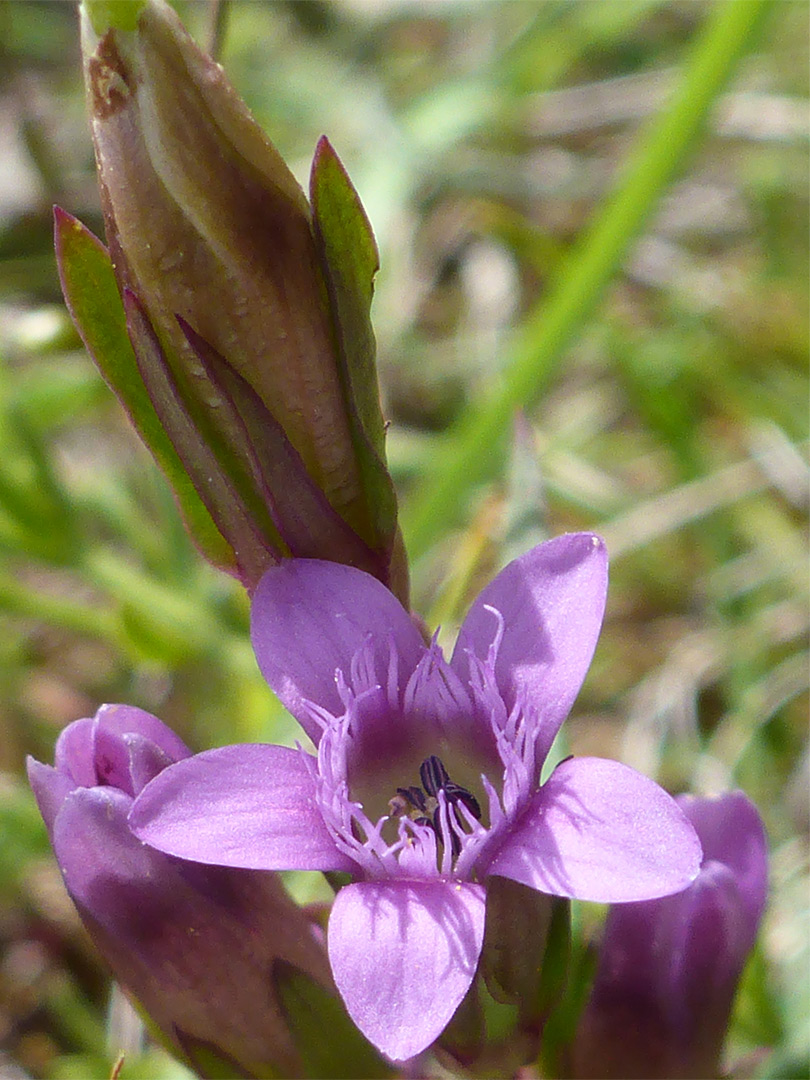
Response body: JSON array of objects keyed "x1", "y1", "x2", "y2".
[{"x1": 0, "y1": 1, "x2": 806, "y2": 1077}]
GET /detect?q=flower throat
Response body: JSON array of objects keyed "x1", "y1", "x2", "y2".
[{"x1": 388, "y1": 755, "x2": 482, "y2": 856}]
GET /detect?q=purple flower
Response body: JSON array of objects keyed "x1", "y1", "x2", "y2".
[
  {"x1": 129, "y1": 533, "x2": 702, "y2": 1062},
  {"x1": 572, "y1": 791, "x2": 768, "y2": 1080},
  {"x1": 27, "y1": 704, "x2": 339, "y2": 1079}
]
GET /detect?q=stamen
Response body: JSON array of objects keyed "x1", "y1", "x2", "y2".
[
  {"x1": 420, "y1": 755, "x2": 449, "y2": 798},
  {"x1": 399, "y1": 786, "x2": 427, "y2": 811},
  {"x1": 389, "y1": 755, "x2": 483, "y2": 865},
  {"x1": 443, "y1": 781, "x2": 482, "y2": 821},
  {"x1": 388, "y1": 786, "x2": 427, "y2": 818}
]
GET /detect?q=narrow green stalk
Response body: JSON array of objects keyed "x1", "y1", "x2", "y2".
[{"x1": 402, "y1": 0, "x2": 771, "y2": 561}]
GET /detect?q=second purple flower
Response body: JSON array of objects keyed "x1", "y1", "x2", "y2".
[{"x1": 129, "y1": 533, "x2": 702, "y2": 1061}]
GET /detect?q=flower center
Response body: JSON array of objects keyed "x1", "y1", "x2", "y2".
[{"x1": 388, "y1": 754, "x2": 482, "y2": 856}]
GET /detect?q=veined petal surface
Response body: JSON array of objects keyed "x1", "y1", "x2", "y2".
[
  {"x1": 327, "y1": 879, "x2": 486, "y2": 1062},
  {"x1": 129, "y1": 743, "x2": 356, "y2": 872},
  {"x1": 452, "y1": 533, "x2": 607, "y2": 766},
  {"x1": 486, "y1": 757, "x2": 702, "y2": 902},
  {"x1": 251, "y1": 559, "x2": 424, "y2": 740}
]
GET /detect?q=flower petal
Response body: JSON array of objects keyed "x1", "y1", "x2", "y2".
[
  {"x1": 52, "y1": 705, "x2": 191, "y2": 790},
  {"x1": 677, "y1": 791, "x2": 768, "y2": 945},
  {"x1": 26, "y1": 758, "x2": 74, "y2": 836},
  {"x1": 93, "y1": 723, "x2": 136, "y2": 795},
  {"x1": 327, "y1": 879, "x2": 486, "y2": 1062},
  {"x1": 93, "y1": 711, "x2": 180, "y2": 795},
  {"x1": 95, "y1": 702, "x2": 191, "y2": 763},
  {"x1": 673, "y1": 862, "x2": 755, "y2": 1012},
  {"x1": 53, "y1": 716, "x2": 96, "y2": 786},
  {"x1": 129, "y1": 744, "x2": 356, "y2": 872},
  {"x1": 251, "y1": 559, "x2": 425, "y2": 742},
  {"x1": 125, "y1": 733, "x2": 175, "y2": 795},
  {"x1": 486, "y1": 757, "x2": 701, "y2": 903},
  {"x1": 573, "y1": 856, "x2": 757, "y2": 1080},
  {"x1": 56, "y1": 786, "x2": 163, "y2": 926},
  {"x1": 452, "y1": 534, "x2": 607, "y2": 765}
]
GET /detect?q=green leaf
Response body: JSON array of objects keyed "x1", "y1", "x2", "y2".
[
  {"x1": 53, "y1": 207, "x2": 237, "y2": 574},
  {"x1": 310, "y1": 138, "x2": 399, "y2": 555}
]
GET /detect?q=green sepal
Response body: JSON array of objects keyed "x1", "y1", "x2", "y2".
[
  {"x1": 482, "y1": 878, "x2": 554, "y2": 1012},
  {"x1": 481, "y1": 879, "x2": 570, "y2": 1033},
  {"x1": 435, "y1": 975, "x2": 485, "y2": 1068},
  {"x1": 310, "y1": 138, "x2": 399, "y2": 556},
  {"x1": 273, "y1": 960, "x2": 392, "y2": 1080},
  {"x1": 53, "y1": 207, "x2": 237, "y2": 574},
  {"x1": 535, "y1": 896, "x2": 572, "y2": 1023}
]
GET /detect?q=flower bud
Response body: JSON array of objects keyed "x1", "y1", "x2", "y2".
[
  {"x1": 27, "y1": 705, "x2": 340, "y2": 1079},
  {"x1": 59, "y1": 0, "x2": 407, "y2": 601},
  {"x1": 572, "y1": 791, "x2": 768, "y2": 1080}
]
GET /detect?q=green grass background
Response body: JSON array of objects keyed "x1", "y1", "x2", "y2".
[{"x1": 0, "y1": 1, "x2": 806, "y2": 1077}]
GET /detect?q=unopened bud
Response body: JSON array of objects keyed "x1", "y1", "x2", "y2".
[{"x1": 58, "y1": 0, "x2": 407, "y2": 601}]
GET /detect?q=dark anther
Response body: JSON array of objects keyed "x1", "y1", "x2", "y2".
[
  {"x1": 418, "y1": 757, "x2": 481, "y2": 822},
  {"x1": 396, "y1": 786, "x2": 427, "y2": 812},
  {"x1": 420, "y1": 755, "x2": 449, "y2": 798},
  {"x1": 392, "y1": 756, "x2": 482, "y2": 855},
  {"x1": 443, "y1": 781, "x2": 482, "y2": 822}
]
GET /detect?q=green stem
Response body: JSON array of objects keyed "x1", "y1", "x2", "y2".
[{"x1": 401, "y1": 0, "x2": 771, "y2": 561}]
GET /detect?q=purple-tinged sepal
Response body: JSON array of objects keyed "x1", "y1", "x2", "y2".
[{"x1": 572, "y1": 791, "x2": 768, "y2": 1079}]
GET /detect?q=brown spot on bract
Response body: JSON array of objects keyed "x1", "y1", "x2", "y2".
[{"x1": 88, "y1": 31, "x2": 135, "y2": 118}]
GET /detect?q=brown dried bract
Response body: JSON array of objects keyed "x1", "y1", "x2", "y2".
[{"x1": 88, "y1": 32, "x2": 135, "y2": 118}]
